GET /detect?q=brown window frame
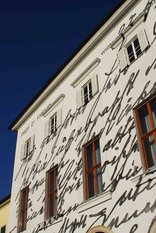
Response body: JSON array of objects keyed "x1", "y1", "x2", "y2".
[
  {"x1": 45, "y1": 165, "x2": 58, "y2": 219},
  {"x1": 134, "y1": 94, "x2": 156, "y2": 170},
  {"x1": 83, "y1": 137, "x2": 103, "y2": 200},
  {"x1": 18, "y1": 186, "x2": 29, "y2": 232}
]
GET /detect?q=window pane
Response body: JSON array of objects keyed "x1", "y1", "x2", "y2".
[
  {"x1": 150, "y1": 99, "x2": 156, "y2": 128},
  {"x1": 49, "y1": 170, "x2": 54, "y2": 192},
  {"x1": 51, "y1": 114, "x2": 57, "y2": 134},
  {"x1": 49, "y1": 196, "x2": 54, "y2": 216},
  {"x1": 95, "y1": 140, "x2": 101, "y2": 164},
  {"x1": 84, "y1": 85, "x2": 89, "y2": 105},
  {"x1": 134, "y1": 38, "x2": 141, "y2": 57},
  {"x1": 97, "y1": 167, "x2": 103, "y2": 193},
  {"x1": 88, "y1": 172, "x2": 94, "y2": 198},
  {"x1": 89, "y1": 82, "x2": 92, "y2": 99},
  {"x1": 127, "y1": 44, "x2": 135, "y2": 63},
  {"x1": 144, "y1": 135, "x2": 156, "y2": 168},
  {"x1": 138, "y1": 106, "x2": 152, "y2": 134},
  {"x1": 1, "y1": 226, "x2": 6, "y2": 233},
  {"x1": 21, "y1": 190, "x2": 27, "y2": 209},
  {"x1": 47, "y1": 167, "x2": 57, "y2": 218},
  {"x1": 86, "y1": 144, "x2": 93, "y2": 168}
]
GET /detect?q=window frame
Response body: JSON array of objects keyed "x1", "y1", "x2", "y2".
[
  {"x1": 82, "y1": 79, "x2": 93, "y2": 105},
  {"x1": 18, "y1": 186, "x2": 29, "y2": 232},
  {"x1": 83, "y1": 136, "x2": 103, "y2": 200},
  {"x1": 25, "y1": 138, "x2": 31, "y2": 158},
  {"x1": 1, "y1": 225, "x2": 6, "y2": 233},
  {"x1": 45, "y1": 165, "x2": 58, "y2": 219},
  {"x1": 134, "y1": 94, "x2": 156, "y2": 171},
  {"x1": 118, "y1": 29, "x2": 149, "y2": 71},
  {"x1": 76, "y1": 74, "x2": 99, "y2": 109},
  {"x1": 49, "y1": 112, "x2": 57, "y2": 135},
  {"x1": 87, "y1": 225, "x2": 113, "y2": 233},
  {"x1": 126, "y1": 35, "x2": 142, "y2": 64}
]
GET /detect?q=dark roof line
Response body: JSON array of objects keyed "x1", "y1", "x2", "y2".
[
  {"x1": 0, "y1": 194, "x2": 11, "y2": 205},
  {"x1": 9, "y1": 0, "x2": 124, "y2": 131}
]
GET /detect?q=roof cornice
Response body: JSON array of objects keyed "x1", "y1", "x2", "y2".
[{"x1": 10, "y1": 0, "x2": 140, "y2": 131}]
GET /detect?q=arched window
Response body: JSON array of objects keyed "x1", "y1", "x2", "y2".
[
  {"x1": 87, "y1": 225, "x2": 113, "y2": 233},
  {"x1": 148, "y1": 217, "x2": 156, "y2": 233}
]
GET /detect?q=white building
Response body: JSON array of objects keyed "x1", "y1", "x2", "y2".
[{"x1": 9, "y1": 0, "x2": 156, "y2": 232}]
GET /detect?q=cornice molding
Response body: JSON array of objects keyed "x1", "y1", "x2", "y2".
[{"x1": 11, "y1": 0, "x2": 141, "y2": 131}]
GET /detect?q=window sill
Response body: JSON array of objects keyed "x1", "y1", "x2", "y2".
[
  {"x1": 131, "y1": 166, "x2": 156, "y2": 185},
  {"x1": 37, "y1": 215, "x2": 63, "y2": 230},
  {"x1": 77, "y1": 191, "x2": 112, "y2": 213}
]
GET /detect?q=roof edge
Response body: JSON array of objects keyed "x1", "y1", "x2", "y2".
[{"x1": 9, "y1": 0, "x2": 140, "y2": 131}]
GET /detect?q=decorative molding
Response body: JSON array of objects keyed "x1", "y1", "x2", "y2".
[
  {"x1": 38, "y1": 94, "x2": 65, "y2": 118},
  {"x1": 10, "y1": 0, "x2": 141, "y2": 131},
  {"x1": 77, "y1": 191, "x2": 112, "y2": 213},
  {"x1": 87, "y1": 225, "x2": 113, "y2": 233},
  {"x1": 71, "y1": 58, "x2": 101, "y2": 88},
  {"x1": 111, "y1": 11, "x2": 145, "y2": 49}
]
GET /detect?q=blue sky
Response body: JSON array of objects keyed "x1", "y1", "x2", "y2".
[{"x1": 0, "y1": 0, "x2": 121, "y2": 200}]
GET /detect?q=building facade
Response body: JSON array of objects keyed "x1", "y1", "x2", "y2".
[
  {"x1": 9, "y1": 0, "x2": 156, "y2": 233},
  {"x1": 0, "y1": 194, "x2": 11, "y2": 233}
]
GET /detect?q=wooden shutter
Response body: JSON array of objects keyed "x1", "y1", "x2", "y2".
[
  {"x1": 91, "y1": 74, "x2": 99, "y2": 96},
  {"x1": 76, "y1": 89, "x2": 83, "y2": 109},
  {"x1": 44, "y1": 120, "x2": 50, "y2": 139},
  {"x1": 20, "y1": 144, "x2": 25, "y2": 160},
  {"x1": 30, "y1": 135, "x2": 35, "y2": 152},
  {"x1": 137, "y1": 29, "x2": 149, "y2": 52},
  {"x1": 23, "y1": 142, "x2": 27, "y2": 159},
  {"x1": 118, "y1": 47, "x2": 129, "y2": 71},
  {"x1": 57, "y1": 109, "x2": 62, "y2": 128}
]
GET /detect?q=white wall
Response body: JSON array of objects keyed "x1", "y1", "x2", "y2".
[{"x1": 9, "y1": 0, "x2": 156, "y2": 233}]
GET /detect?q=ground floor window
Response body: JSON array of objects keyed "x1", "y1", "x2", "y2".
[
  {"x1": 18, "y1": 186, "x2": 29, "y2": 232},
  {"x1": 87, "y1": 225, "x2": 113, "y2": 233},
  {"x1": 134, "y1": 94, "x2": 156, "y2": 170}
]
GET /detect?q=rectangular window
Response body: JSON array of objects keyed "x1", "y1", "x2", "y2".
[
  {"x1": 50, "y1": 113, "x2": 57, "y2": 134},
  {"x1": 83, "y1": 80, "x2": 93, "y2": 105},
  {"x1": 118, "y1": 29, "x2": 149, "y2": 71},
  {"x1": 46, "y1": 166, "x2": 58, "y2": 219},
  {"x1": 18, "y1": 187, "x2": 29, "y2": 232},
  {"x1": 134, "y1": 95, "x2": 156, "y2": 170},
  {"x1": 44, "y1": 109, "x2": 62, "y2": 139},
  {"x1": 1, "y1": 226, "x2": 6, "y2": 233},
  {"x1": 126, "y1": 36, "x2": 142, "y2": 63},
  {"x1": 20, "y1": 135, "x2": 35, "y2": 160},
  {"x1": 25, "y1": 138, "x2": 31, "y2": 158},
  {"x1": 83, "y1": 138, "x2": 103, "y2": 200},
  {"x1": 76, "y1": 74, "x2": 99, "y2": 109}
]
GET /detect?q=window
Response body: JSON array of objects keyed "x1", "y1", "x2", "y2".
[
  {"x1": 134, "y1": 95, "x2": 156, "y2": 170},
  {"x1": 87, "y1": 225, "x2": 113, "y2": 233},
  {"x1": 76, "y1": 74, "x2": 99, "y2": 109},
  {"x1": 1, "y1": 226, "x2": 6, "y2": 233},
  {"x1": 118, "y1": 29, "x2": 149, "y2": 71},
  {"x1": 44, "y1": 109, "x2": 62, "y2": 139},
  {"x1": 20, "y1": 135, "x2": 35, "y2": 160},
  {"x1": 18, "y1": 187, "x2": 29, "y2": 232},
  {"x1": 83, "y1": 138, "x2": 103, "y2": 200},
  {"x1": 148, "y1": 217, "x2": 156, "y2": 233},
  {"x1": 50, "y1": 113, "x2": 57, "y2": 134},
  {"x1": 45, "y1": 166, "x2": 58, "y2": 219},
  {"x1": 25, "y1": 138, "x2": 31, "y2": 158},
  {"x1": 126, "y1": 36, "x2": 142, "y2": 63},
  {"x1": 83, "y1": 80, "x2": 93, "y2": 105}
]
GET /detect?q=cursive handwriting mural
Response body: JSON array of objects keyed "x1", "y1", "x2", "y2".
[{"x1": 9, "y1": 1, "x2": 156, "y2": 233}]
